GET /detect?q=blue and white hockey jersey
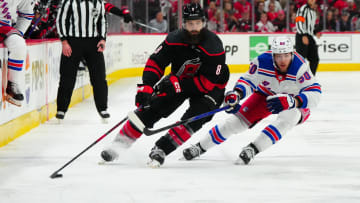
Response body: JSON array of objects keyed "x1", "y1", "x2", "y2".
[
  {"x1": 0, "y1": 0, "x2": 35, "y2": 35},
  {"x1": 234, "y1": 51, "x2": 321, "y2": 109}
]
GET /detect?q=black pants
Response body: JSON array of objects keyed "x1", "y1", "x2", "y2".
[
  {"x1": 56, "y1": 38, "x2": 108, "y2": 113},
  {"x1": 295, "y1": 33, "x2": 319, "y2": 75}
]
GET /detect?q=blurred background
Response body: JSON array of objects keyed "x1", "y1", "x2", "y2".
[{"x1": 27, "y1": 0, "x2": 360, "y2": 39}]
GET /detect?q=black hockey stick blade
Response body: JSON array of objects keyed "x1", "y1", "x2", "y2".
[
  {"x1": 143, "y1": 105, "x2": 232, "y2": 136},
  {"x1": 49, "y1": 116, "x2": 127, "y2": 179}
]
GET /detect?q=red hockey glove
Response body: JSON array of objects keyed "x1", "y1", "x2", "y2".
[
  {"x1": 155, "y1": 75, "x2": 182, "y2": 97},
  {"x1": 266, "y1": 94, "x2": 296, "y2": 114},
  {"x1": 121, "y1": 9, "x2": 133, "y2": 23},
  {"x1": 135, "y1": 84, "x2": 153, "y2": 107},
  {"x1": 224, "y1": 90, "x2": 242, "y2": 113}
]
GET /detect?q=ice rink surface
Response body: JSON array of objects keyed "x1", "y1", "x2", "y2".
[{"x1": 1, "y1": 72, "x2": 360, "y2": 203}]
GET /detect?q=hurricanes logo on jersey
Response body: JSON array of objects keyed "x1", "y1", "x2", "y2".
[{"x1": 177, "y1": 57, "x2": 201, "y2": 79}]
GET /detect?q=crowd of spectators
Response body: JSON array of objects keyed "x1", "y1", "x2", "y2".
[
  {"x1": 201, "y1": 0, "x2": 360, "y2": 32},
  {"x1": 25, "y1": 0, "x2": 360, "y2": 39}
]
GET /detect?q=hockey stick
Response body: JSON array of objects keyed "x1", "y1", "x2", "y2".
[
  {"x1": 50, "y1": 116, "x2": 128, "y2": 179},
  {"x1": 26, "y1": 0, "x2": 52, "y2": 38},
  {"x1": 133, "y1": 21, "x2": 161, "y2": 32},
  {"x1": 143, "y1": 105, "x2": 232, "y2": 136}
]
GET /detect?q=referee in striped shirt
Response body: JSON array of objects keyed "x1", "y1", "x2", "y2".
[
  {"x1": 295, "y1": 0, "x2": 321, "y2": 75},
  {"x1": 55, "y1": 0, "x2": 110, "y2": 122}
]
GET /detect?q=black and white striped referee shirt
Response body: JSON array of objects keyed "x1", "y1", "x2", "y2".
[
  {"x1": 56, "y1": 0, "x2": 107, "y2": 40},
  {"x1": 295, "y1": 3, "x2": 317, "y2": 35}
]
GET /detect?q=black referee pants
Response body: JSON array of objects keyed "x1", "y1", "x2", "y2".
[
  {"x1": 56, "y1": 38, "x2": 108, "y2": 113},
  {"x1": 295, "y1": 33, "x2": 319, "y2": 75}
]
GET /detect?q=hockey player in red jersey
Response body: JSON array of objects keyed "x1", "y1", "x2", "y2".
[
  {"x1": 101, "y1": 3, "x2": 229, "y2": 167},
  {"x1": 1, "y1": 0, "x2": 35, "y2": 106},
  {"x1": 182, "y1": 36, "x2": 322, "y2": 165}
]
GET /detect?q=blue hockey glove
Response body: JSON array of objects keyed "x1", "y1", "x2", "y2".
[{"x1": 266, "y1": 94, "x2": 296, "y2": 114}]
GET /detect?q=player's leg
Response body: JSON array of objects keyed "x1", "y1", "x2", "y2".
[
  {"x1": 148, "y1": 94, "x2": 223, "y2": 167},
  {"x1": 3, "y1": 30, "x2": 27, "y2": 106},
  {"x1": 83, "y1": 39, "x2": 109, "y2": 121},
  {"x1": 183, "y1": 92, "x2": 272, "y2": 160},
  {"x1": 237, "y1": 108, "x2": 302, "y2": 165},
  {"x1": 101, "y1": 94, "x2": 187, "y2": 162},
  {"x1": 56, "y1": 39, "x2": 83, "y2": 120}
]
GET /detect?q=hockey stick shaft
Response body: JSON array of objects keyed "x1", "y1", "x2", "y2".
[
  {"x1": 50, "y1": 116, "x2": 128, "y2": 179},
  {"x1": 143, "y1": 105, "x2": 231, "y2": 136},
  {"x1": 133, "y1": 21, "x2": 161, "y2": 32}
]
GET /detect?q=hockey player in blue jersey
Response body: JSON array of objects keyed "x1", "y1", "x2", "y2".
[
  {"x1": 1, "y1": 0, "x2": 35, "y2": 106},
  {"x1": 182, "y1": 36, "x2": 322, "y2": 164}
]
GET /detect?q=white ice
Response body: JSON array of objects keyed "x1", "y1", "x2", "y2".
[{"x1": 0, "y1": 72, "x2": 360, "y2": 203}]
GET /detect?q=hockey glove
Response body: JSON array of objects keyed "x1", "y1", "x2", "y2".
[
  {"x1": 122, "y1": 9, "x2": 133, "y2": 23},
  {"x1": 135, "y1": 84, "x2": 153, "y2": 108},
  {"x1": 224, "y1": 90, "x2": 242, "y2": 114},
  {"x1": 266, "y1": 94, "x2": 296, "y2": 114},
  {"x1": 155, "y1": 75, "x2": 182, "y2": 97}
]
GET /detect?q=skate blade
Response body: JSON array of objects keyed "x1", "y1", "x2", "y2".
[
  {"x1": 57, "y1": 118, "x2": 63, "y2": 124},
  {"x1": 234, "y1": 158, "x2": 245, "y2": 165},
  {"x1": 147, "y1": 159, "x2": 161, "y2": 168},
  {"x1": 101, "y1": 118, "x2": 109, "y2": 124},
  {"x1": 178, "y1": 157, "x2": 186, "y2": 161},
  {"x1": 5, "y1": 95, "x2": 22, "y2": 107}
]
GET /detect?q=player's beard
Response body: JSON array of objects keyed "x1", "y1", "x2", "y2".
[{"x1": 183, "y1": 28, "x2": 206, "y2": 45}]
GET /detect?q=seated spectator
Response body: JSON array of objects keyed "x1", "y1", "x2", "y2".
[
  {"x1": 289, "y1": 12, "x2": 297, "y2": 32},
  {"x1": 223, "y1": 1, "x2": 239, "y2": 32},
  {"x1": 336, "y1": 11, "x2": 353, "y2": 31},
  {"x1": 237, "y1": 10, "x2": 252, "y2": 32},
  {"x1": 255, "y1": 1, "x2": 265, "y2": 22},
  {"x1": 149, "y1": 11, "x2": 168, "y2": 33},
  {"x1": 273, "y1": 10, "x2": 286, "y2": 32},
  {"x1": 320, "y1": 10, "x2": 337, "y2": 31},
  {"x1": 356, "y1": 16, "x2": 360, "y2": 31},
  {"x1": 234, "y1": 0, "x2": 252, "y2": 19},
  {"x1": 267, "y1": 2, "x2": 278, "y2": 22},
  {"x1": 334, "y1": 0, "x2": 349, "y2": 15},
  {"x1": 345, "y1": 0, "x2": 357, "y2": 18},
  {"x1": 206, "y1": 0, "x2": 219, "y2": 32},
  {"x1": 255, "y1": 12, "x2": 276, "y2": 32},
  {"x1": 264, "y1": 0, "x2": 282, "y2": 12},
  {"x1": 206, "y1": 0, "x2": 218, "y2": 21}
]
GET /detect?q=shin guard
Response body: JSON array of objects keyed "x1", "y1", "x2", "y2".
[{"x1": 155, "y1": 125, "x2": 192, "y2": 155}]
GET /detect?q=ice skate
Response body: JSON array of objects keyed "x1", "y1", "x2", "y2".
[
  {"x1": 5, "y1": 81, "x2": 24, "y2": 107},
  {"x1": 235, "y1": 143, "x2": 258, "y2": 165},
  {"x1": 100, "y1": 133, "x2": 134, "y2": 162},
  {"x1": 99, "y1": 110, "x2": 110, "y2": 124},
  {"x1": 147, "y1": 146, "x2": 166, "y2": 168},
  {"x1": 182, "y1": 143, "x2": 206, "y2": 160},
  {"x1": 55, "y1": 111, "x2": 65, "y2": 124}
]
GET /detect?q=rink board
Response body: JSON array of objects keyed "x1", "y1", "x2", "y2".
[{"x1": 1, "y1": 33, "x2": 360, "y2": 147}]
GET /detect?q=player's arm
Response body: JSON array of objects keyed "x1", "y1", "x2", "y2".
[
  {"x1": 135, "y1": 40, "x2": 173, "y2": 107},
  {"x1": 104, "y1": 2, "x2": 132, "y2": 23},
  {"x1": 232, "y1": 58, "x2": 260, "y2": 99},
  {"x1": 266, "y1": 65, "x2": 322, "y2": 114},
  {"x1": 294, "y1": 66, "x2": 322, "y2": 109},
  {"x1": 15, "y1": 0, "x2": 35, "y2": 36}
]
